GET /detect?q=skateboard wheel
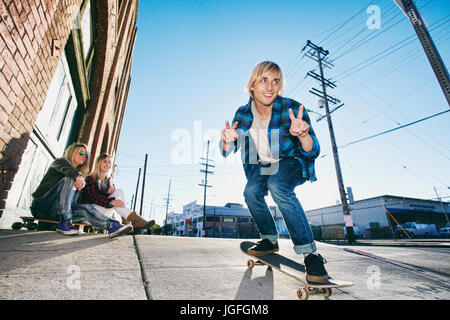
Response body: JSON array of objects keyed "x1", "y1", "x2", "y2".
[
  {"x1": 297, "y1": 287, "x2": 309, "y2": 300},
  {"x1": 247, "y1": 259, "x2": 255, "y2": 269},
  {"x1": 323, "y1": 288, "x2": 332, "y2": 297},
  {"x1": 26, "y1": 223, "x2": 37, "y2": 231},
  {"x1": 12, "y1": 222, "x2": 23, "y2": 230}
]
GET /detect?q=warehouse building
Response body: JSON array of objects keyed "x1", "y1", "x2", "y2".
[{"x1": 306, "y1": 195, "x2": 450, "y2": 240}]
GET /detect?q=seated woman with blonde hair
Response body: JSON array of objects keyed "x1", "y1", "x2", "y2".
[
  {"x1": 79, "y1": 153, "x2": 155, "y2": 232},
  {"x1": 30, "y1": 143, "x2": 132, "y2": 237}
]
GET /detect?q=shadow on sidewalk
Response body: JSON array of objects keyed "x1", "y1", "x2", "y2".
[
  {"x1": 235, "y1": 267, "x2": 274, "y2": 300},
  {"x1": 0, "y1": 229, "x2": 114, "y2": 274}
]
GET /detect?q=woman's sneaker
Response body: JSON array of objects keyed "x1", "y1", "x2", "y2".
[
  {"x1": 247, "y1": 239, "x2": 279, "y2": 256},
  {"x1": 108, "y1": 221, "x2": 133, "y2": 238},
  {"x1": 304, "y1": 253, "x2": 329, "y2": 283},
  {"x1": 56, "y1": 221, "x2": 79, "y2": 236}
]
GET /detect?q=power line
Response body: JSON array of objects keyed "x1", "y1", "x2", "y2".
[
  {"x1": 334, "y1": 34, "x2": 417, "y2": 80},
  {"x1": 328, "y1": 13, "x2": 450, "y2": 164},
  {"x1": 320, "y1": 1, "x2": 395, "y2": 52},
  {"x1": 340, "y1": 108, "x2": 450, "y2": 148},
  {"x1": 334, "y1": 74, "x2": 450, "y2": 188},
  {"x1": 319, "y1": 113, "x2": 444, "y2": 191},
  {"x1": 285, "y1": 0, "x2": 381, "y2": 90},
  {"x1": 338, "y1": 76, "x2": 434, "y2": 139},
  {"x1": 329, "y1": 0, "x2": 436, "y2": 63},
  {"x1": 331, "y1": 8, "x2": 404, "y2": 61},
  {"x1": 352, "y1": 28, "x2": 450, "y2": 90},
  {"x1": 334, "y1": 14, "x2": 450, "y2": 81},
  {"x1": 316, "y1": 0, "x2": 377, "y2": 44},
  {"x1": 340, "y1": 33, "x2": 450, "y2": 156},
  {"x1": 116, "y1": 151, "x2": 145, "y2": 162}
]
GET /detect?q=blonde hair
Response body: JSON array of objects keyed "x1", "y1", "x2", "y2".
[
  {"x1": 90, "y1": 153, "x2": 111, "y2": 186},
  {"x1": 246, "y1": 61, "x2": 284, "y2": 97},
  {"x1": 63, "y1": 142, "x2": 90, "y2": 175}
]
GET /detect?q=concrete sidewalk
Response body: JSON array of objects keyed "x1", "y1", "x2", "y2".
[
  {"x1": 0, "y1": 229, "x2": 449, "y2": 300},
  {"x1": 0, "y1": 230, "x2": 146, "y2": 300}
]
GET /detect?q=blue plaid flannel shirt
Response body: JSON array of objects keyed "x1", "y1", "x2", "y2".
[{"x1": 220, "y1": 96, "x2": 320, "y2": 182}]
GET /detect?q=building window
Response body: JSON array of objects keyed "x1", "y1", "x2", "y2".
[
  {"x1": 206, "y1": 216, "x2": 220, "y2": 222},
  {"x1": 34, "y1": 53, "x2": 78, "y2": 157},
  {"x1": 223, "y1": 217, "x2": 235, "y2": 223},
  {"x1": 80, "y1": 1, "x2": 93, "y2": 61},
  {"x1": 65, "y1": 0, "x2": 96, "y2": 110}
]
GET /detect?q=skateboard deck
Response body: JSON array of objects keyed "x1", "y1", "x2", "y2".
[
  {"x1": 12, "y1": 216, "x2": 101, "y2": 233},
  {"x1": 240, "y1": 241, "x2": 353, "y2": 300}
]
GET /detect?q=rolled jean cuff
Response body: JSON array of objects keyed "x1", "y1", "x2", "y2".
[
  {"x1": 293, "y1": 241, "x2": 317, "y2": 255},
  {"x1": 261, "y1": 233, "x2": 278, "y2": 242}
]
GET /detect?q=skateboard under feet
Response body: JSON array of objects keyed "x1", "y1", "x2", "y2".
[{"x1": 241, "y1": 241, "x2": 353, "y2": 300}]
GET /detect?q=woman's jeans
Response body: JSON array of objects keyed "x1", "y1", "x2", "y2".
[
  {"x1": 30, "y1": 177, "x2": 114, "y2": 230},
  {"x1": 244, "y1": 157, "x2": 317, "y2": 255},
  {"x1": 93, "y1": 188, "x2": 133, "y2": 220}
]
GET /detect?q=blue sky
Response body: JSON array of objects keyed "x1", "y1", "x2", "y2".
[{"x1": 114, "y1": 0, "x2": 450, "y2": 225}]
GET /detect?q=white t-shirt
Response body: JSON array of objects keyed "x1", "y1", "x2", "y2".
[{"x1": 249, "y1": 102, "x2": 280, "y2": 164}]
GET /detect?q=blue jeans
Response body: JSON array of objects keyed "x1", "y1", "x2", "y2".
[
  {"x1": 30, "y1": 177, "x2": 114, "y2": 230},
  {"x1": 244, "y1": 158, "x2": 317, "y2": 254}
]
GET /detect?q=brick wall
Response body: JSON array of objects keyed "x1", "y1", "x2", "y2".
[
  {"x1": 0, "y1": 0, "x2": 84, "y2": 216},
  {"x1": 0, "y1": 0, "x2": 138, "y2": 219},
  {"x1": 80, "y1": 0, "x2": 138, "y2": 163}
]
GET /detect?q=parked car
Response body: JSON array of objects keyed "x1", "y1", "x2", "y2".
[
  {"x1": 439, "y1": 226, "x2": 450, "y2": 238},
  {"x1": 343, "y1": 225, "x2": 364, "y2": 239},
  {"x1": 395, "y1": 222, "x2": 439, "y2": 238}
]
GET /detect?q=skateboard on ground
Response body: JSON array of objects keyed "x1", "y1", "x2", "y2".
[
  {"x1": 12, "y1": 216, "x2": 102, "y2": 233},
  {"x1": 240, "y1": 241, "x2": 353, "y2": 300}
]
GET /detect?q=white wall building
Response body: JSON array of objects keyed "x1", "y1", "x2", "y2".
[{"x1": 306, "y1": 195, "x2": 449, "y2": 239}]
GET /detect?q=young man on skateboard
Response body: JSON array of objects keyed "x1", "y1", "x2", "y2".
[{"x1": 220, "y1": 61, "x2": 329, "y2": 283}]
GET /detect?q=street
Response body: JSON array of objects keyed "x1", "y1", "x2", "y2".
[
  {"x1": 0, "y1": 230, "x2": 448, "y2": 301},
  {"x1": 338, "y1": 244, "x2": 450, "y2": 282}
]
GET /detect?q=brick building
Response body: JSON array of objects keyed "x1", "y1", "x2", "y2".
[
  {"x1": 0, "y1": 0, "x2": 139, "y2": 228},
  {"x1": 166, "y1": 201, "x2": 286, "y2": 239}
]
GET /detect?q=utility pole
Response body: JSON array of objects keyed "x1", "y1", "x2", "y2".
[
  {"x1": 394, "y1": 0, "x2": 450, "y2": 106},
  {"x1": 149, "y1": 198, "x2": 154, "y2": 221},
  {"x1": 199, "y1": 140, "x2": 214, "y2": 237},
  {"x1": 133, "y1": 168, "x2": 141, "y2": 211},
  {"x1": 140, "y1": 154, "x2": 148, "y2": 216},
  {"x1": 434, "y1": 187, "x2": 450, "y2": 226},
  {"x1": 304, "y1": 40, "x2": 355, "y2": 244},
  {"x1": 163, "y1": 179, "x2": 173, "y2": 228}
]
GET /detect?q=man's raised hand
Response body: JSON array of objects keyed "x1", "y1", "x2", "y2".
[
  {"x1": 289, "y1": 105, "x2": 309, "y2": 138},
  {"x1": 221, "y1": 120, "x2": 238, "y2": 151}
]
